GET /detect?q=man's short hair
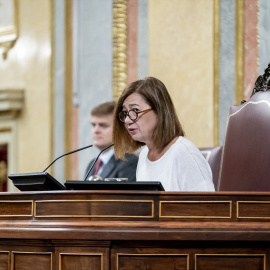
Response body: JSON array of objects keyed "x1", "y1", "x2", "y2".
[{"x1": 91, "y1": 101, "x2": 116, "y2": 116}]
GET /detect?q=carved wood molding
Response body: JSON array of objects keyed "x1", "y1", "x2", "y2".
[{"x1": 112, "y1": 0, "x2": 127, "y2": 100}]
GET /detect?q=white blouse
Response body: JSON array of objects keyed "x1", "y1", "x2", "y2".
[{"x1": 136, "y1": 137, "x2": 215, "y2": 191}]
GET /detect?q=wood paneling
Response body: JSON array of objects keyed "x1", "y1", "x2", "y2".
[
  {"x1": 117, "y1": 254, "x2": 188, "y2": 270},
  {"x1": 0, "y1": 191, "x2": 269, "y2": 269},
  {"x1": 35, "y1": 200, "x2": 153, "y2": 218},
  {"x1": 160, "y1": 201, "x2": 231, "y2": 218},
  {"x1": 0, "y1": 251, "x2": 9, "y2": 270},
  {"x1": 195, "y1": 254, "x2": 265, "y2": 270},
  {"x1": 237, "y1": 201, "x2": 270, "y2": 219},
  {"x1": 60, "y1": 253, "x2": 102, "y2": 270},
  {"x1": 56, "y1": 246, "x2": 109, "y2": 270},
  {"x1": 12, "y1": 252, "x2": 52, "y2": 270},
  {"x1": 0, "y1": 201, "x2": 32, "y2": 217}
]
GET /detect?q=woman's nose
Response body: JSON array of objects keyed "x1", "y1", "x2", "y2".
[{"x1": 124, "y1": 115, "x2": 133, "y2": 124}]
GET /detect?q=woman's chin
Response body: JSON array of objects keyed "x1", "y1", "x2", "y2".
[
  {"x1": 132, "y1": 135, "x2": 146, "y2": 145},
  {"x1": 130, "y1": 133, "x2": 140, "y2": 141}
]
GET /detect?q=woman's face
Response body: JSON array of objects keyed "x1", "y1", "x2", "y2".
[{"x1": 122, "y1": 93, "x2": 157, "y2": 146}]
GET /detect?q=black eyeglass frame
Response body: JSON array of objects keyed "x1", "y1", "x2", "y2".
[{"x1": 119, "y1": 108, "x2": 153, "y2": 122}]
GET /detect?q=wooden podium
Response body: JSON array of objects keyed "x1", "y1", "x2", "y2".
[{"x1": 0, "y1": 190, "x2": 270, "y2": 270}]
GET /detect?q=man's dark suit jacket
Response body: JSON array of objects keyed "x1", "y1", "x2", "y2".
[{"x1": 85, "y1": 153, "x2": 138, "y2": 182}]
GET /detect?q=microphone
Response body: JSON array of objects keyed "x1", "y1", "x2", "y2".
[
  {"x1": 43, "y1": 144, "x2": 93, "y2": 172},
  {"x1": 9, "y1": 144, "x2": 93, "y2": 191},
  {"x1": 84, "y1": 144, "x2": 114, "y2": 181}
]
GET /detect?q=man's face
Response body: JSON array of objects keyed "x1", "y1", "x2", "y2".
[{"x1": 91, "y1": 114, "x2": 113, "y2": 150}]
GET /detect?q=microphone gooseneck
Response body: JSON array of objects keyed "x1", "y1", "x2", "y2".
[
  {"x1": 43, "y1": 144, "x2": 93, "y2": 172},
  {"x1": 84, "y1": 144, "x2": 114, "y2": 181}
]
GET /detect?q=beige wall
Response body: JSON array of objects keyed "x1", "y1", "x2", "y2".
[
  {"x1": 148, "y1": 0, "x2": 214, "y2": 147},
  {"x1": 0, "y1": 0, "x2": 52, "y2": 179},
  {"x1": 0, "y1": 0, "x2": 217, "y2": 190}
]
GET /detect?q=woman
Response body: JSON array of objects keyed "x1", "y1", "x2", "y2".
[{"x1": 113, "y1": 77, "x2": 215, "y2": 191}]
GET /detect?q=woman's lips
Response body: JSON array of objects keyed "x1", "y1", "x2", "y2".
[{"x1": 128, "y1": 127, "x2": 137, "y2": 135}]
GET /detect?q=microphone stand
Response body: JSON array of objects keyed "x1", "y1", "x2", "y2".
[
  {"x1": 43, "y1": 145, "x2": 93, "y2": 172},
  {"x1": 84, "y1": 144, "x2": 114, "y2": 181}
]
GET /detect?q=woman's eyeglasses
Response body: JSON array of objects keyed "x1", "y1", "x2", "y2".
[{"x1": 119, "y1": 108, "x2": 152, "y2": 122}]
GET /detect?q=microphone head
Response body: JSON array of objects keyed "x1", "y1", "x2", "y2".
[{"x1": 87, "y1": 175, "x2": 103, "y2": 181}]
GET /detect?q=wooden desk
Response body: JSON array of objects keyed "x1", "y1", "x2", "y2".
[{"x1": 0, "y1": 190, "x2": 269, "y2": 270}]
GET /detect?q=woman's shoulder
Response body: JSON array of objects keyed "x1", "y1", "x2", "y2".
[
  {"x1": 172, "y1": 137, "x2": 203, "y2": 158},
  {"x1": 138, "y1": 146, "x2": 148, "y2": 157},
  {"x1": 173, "y1": 136, "x2": 198, "y2": 150}
]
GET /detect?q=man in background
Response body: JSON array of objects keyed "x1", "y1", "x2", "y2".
[{"x1": 85, "y1": 101, "x2": 138, "y2": 181}]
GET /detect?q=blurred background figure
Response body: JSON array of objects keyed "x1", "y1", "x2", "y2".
[{"x1": 85, "y1": 101, "x2": 138, "y2": 181}]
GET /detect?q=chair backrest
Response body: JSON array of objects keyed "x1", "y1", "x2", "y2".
[
  {"x1": 200, "y1": 146, "x2": 222, "y2": 190},
  {"x1": 218, "y1": 91, "x2": 270, "y2": 191}
]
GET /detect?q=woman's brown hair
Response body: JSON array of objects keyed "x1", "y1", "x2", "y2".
[{"x1": 113, "y1": 77, "x2": 185, "y2": 159}]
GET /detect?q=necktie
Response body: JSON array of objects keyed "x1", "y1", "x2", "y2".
[{"x1": 94, "y1": 159, "x2": 103, "y2": 175}]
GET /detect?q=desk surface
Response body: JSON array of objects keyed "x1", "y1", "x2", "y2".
[
  {"x1": 0, "y1": 190, "x2": 270, "y2": 240},
  {"x1": 0, "y1": 191, "x2": 270, "y2": 270}
]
